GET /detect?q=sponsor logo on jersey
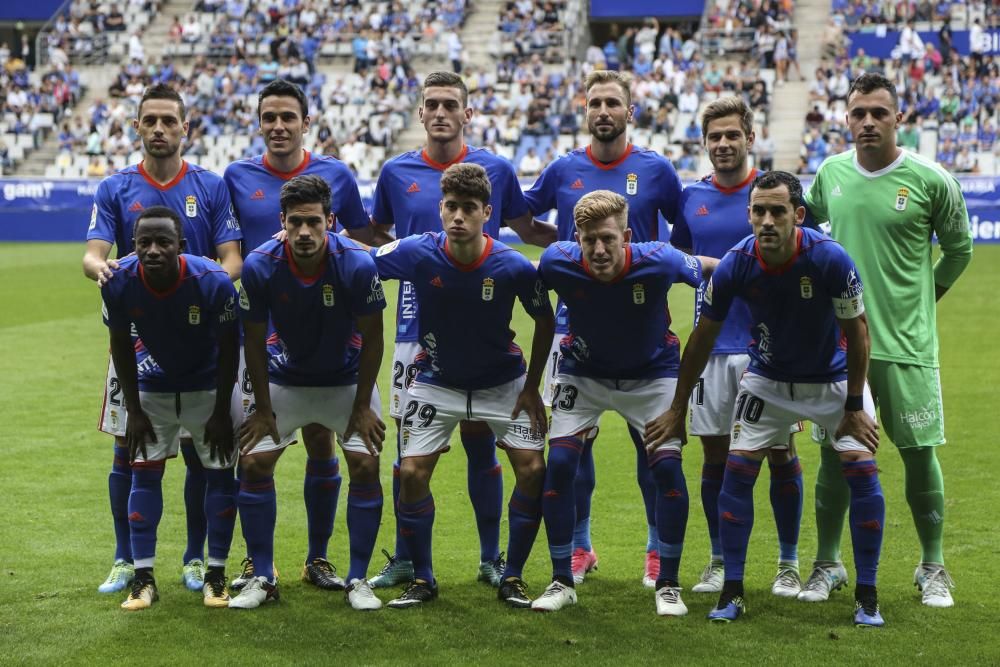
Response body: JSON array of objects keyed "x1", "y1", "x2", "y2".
[
  {"x1": 895, "y1": 187, "x2": 909, "y2": 211},
  {"x1": 376, "y1": 239, "x2": 401, "y2": 256},
  {"x1": 799, "y1": 276, "x2": 813, "y2": 299},
  {"x1": 239, "y1": 286, "x2": 250, "y2": 310},
  {"x1": 406, "y1": 182, "x2": 421, "y2": 194},
  {"x1": 626, "y1": 172, "x2": 638, "y2": 195},
  {"x1": 322, "y1": 283, "x2": 335, "y2": 307},
  {"x1": 128, "y1": 201, "x2": 143, "y2": 212},
  {"x1": 831, "y1": 185, "x2": 843, "y2": 197},
  {"x1": 89, "y1": 203, "x2": 98, "y2": 230},
  {"x1": 188, "y1": 305, "x2": 201, "y2": 325},
  {"x1": 570, "y1": 178, "x2": 584, "y2": 190},
  {"x1": 482, "y1": 277, "x2": 495, "y2": 301},
  {"x1": 695, "y1": 205, "x2": 709, "y2": 216},
  {"x1": 899, "y1": 405, "x2": 937, "y2": 430},
  {"x1": 185, "y1": 195, "x2": 198, "y2": 218},
  {"x1": 368, "y1": 275, "x2": 384, "y2": 304},
  {"x1": 632, "y1": 283, "x2": 645, "y2": 304},
  {"x1": 250, "y1": 189, "x2": 265, "y2": 200}
]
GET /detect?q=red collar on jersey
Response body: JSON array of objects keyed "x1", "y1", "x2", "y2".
[
  {"x1": 712, "y1": 167, "x2": 758, "y2": 195},
  {"x1": 582, "y1": 244, "x2": 632, "y2": 283},
  {"x1": 139, "y1": 255, "x2": 187, "y2": 298},
  {"x1": 444, "y1": 234, "x2": 493, "y2": 272},
  {"x1": 421, "y1": 144, "x2": 468, "y2": 171},
  {"x1": 754, "y1": 227, "x2": 802, "y2": 275},
  {"x1": 138, "y1": 160, "x2": 188, "y2": 191},
  {"x1": 285, "y1": 235, "x2": 329, "y2": 285},
  {"x1": 585, "y1": 143, "x2": 633, "y2": 170},
  {"x1": 263, "y1": 150, "x2": 311, "y2": 180}
]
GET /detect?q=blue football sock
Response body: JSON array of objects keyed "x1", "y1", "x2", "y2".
[
  {"x1": 843, "y1": 460, "x2": 885, "y2": 587},
  {"x1": 397, "y1": 494, "x2": 436, "y2": 583},
  {"x1": 391, "y1": 455, "x2": 410, "y2": 561},
  {"x1": 700, "y1": 462, "x2": 725, "y2": 559},
  {"x1": 769, "y1": 456, "x2": 803, "y2": 562},
  {"x1": 543, "y1": 436, "x2": 583, "y2": 580},
  {"x1": 346, "y1": 482, "x2": 383, "y2": 582},
  {"x1": 203, "y1": 467, "x2": 237, "y2": 564},
  {"x1": 572, "y1": 435, "x2": 596, "y2": 551},
  {"x1": 128, "y1": 462, "x2": 165, "y2": 569},
  {"x1": 629, "y1": 425, "x2": 658, "y2": 546},
  {"x1": 304, "y1": 457, "x2": 341, "y2": 563},
  {"x1": 461, "y1": 431, "x2": 503, "y2": 562},
  {"x1": 180, "y1": 441, "x2": 207, "y2": 564},
  {"x1": 504, "y1": 488, "x2": 542, "y2": 580},
  {"x1": 238, "y1": 476, "x2": 277, "y2": 581},
  {"x1": 650, "y1": 451, "x2": 688, "y2": 584},
  {"x1": 718, "y1": 455, "x2": 762, "y2": 583},
  {"x1": 109, "y1": 444, "x2": 133, "y2": 562}
]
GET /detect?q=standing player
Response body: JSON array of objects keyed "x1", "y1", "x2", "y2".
[
  {"x1": 370, "y1": 163, "x2": 554, "y2": 609},
  {"x1": 83, "y1": 83, "x2": 242, "y2": 595},
  {"x1": 803, "y1": 73, "x2": 972, "y2": 608},
  {"x1": 671, "y1": 96, "x2": 804, "y2": 597},
  {"x1": 231, "y1": 175, "x2": 387, "y2": 611},
  {"x1": 532, "y1": 190, "x2": 703, "y2": 615},
  {"x1": 224, "y1": 79, "x2": 374, "y2": 593},
  {"x1": 525, "y1": 70, "x2": 684, "y2": 587},
  {"x1": 101, "y1": 206, "x2": 240, "y2": 611},
  {"x1": 646, "y1": 171, "x2": 887, "y2": 627},
  {"x1": 368, "y1": 71, "x2": 555, "y2": 590}
]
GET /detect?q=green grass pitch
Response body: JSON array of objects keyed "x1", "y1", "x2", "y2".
[{"x1": 1, "y1": 242, "x2": 998, "y2": 664}]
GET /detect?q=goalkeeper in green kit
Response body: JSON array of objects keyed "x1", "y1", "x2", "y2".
[{"x1": 801, "y1": 73, "x2": 973, "y2": 608}]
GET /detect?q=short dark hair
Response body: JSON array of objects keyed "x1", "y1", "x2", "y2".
[
  {"x1": 847, "y1": 72, "x2": 898, "y2": 109},
  {"x1": 138, "y1": 83, "x2": 185, "y2": 120},
  {"x1": 440, "y1": 163, "x2": 491, "y2": 205},
  {"x1": 749, "y1": 171, "x2": 803, "y2": 208},
  {"x1": 280, "y1": 174, "x2": 332, "y2": 216},
  {"x1": 258, "y1": 79, "x2": 309, "y2": 119},
  {"x1": 422, "y1": 71, "x2": 468, "y2": 106},
  {"x1": 135, "y1": 205, "x2": 184, "y2": 239}
]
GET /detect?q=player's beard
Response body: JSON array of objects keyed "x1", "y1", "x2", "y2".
[
  {"x1": 143, "y1": 137, "x2": 181, "y2": 159},
  {"x1": 588, "y1": 118, "x2": 627, "y2": 143}
]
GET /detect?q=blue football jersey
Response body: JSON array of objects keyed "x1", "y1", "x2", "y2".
[
  {"x1": 671, "y1": 170, "x2": 760, "y2": 355},
  {"x1": 370, "y1": 145, "x2": 530, "y2": 343},
  {"x1": 538, "y1": 241, "x2": 702, "y2": 380},
  {"x1": 701, "y1": 226, "x2": 865, "y2": 383},
  {"x1": 526, "y1": 144, "x2": 682, "y2": 334},
  {"x1": 224, "y1": 151, "x2": 370, "y2": 256},
  {"x1": 88, "y1": 161, "x2": 241, "y2": 258},
  {"x1": 101, "y1": 254, "x2": 239, "y2": 392},
  {"x1": 239, "y1": 233, "x2": 386, "y2": 387},
  {"x1": 371, "y1": 232, "x2": 552, "y2": 391}
]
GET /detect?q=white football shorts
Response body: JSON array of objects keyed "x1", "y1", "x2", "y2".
[
  {"x1": 129, "y1": 389, "x2": 241, "y2": 469},
  {"x1": 388, "y1": 341, "x2": 422, "y2": 419}
]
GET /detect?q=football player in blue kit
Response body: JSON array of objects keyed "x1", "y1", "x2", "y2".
[
  {"x1": 230, "y1": 175, "x2": 387, "y2": 611},
  {"x1": 370, "y1": 163, "x2": 554, "y2": 609},
  {"x1": 533, "y1": 190, "x2": 705, "y2": 616},
  {"x1": 367, "y1": 71, "x2": 555, "y2": 590},
  {"x1": 101, "y1": 206, "x2": 241, "y2": 611},
  {"x1": 671, "y1": 96, "x2": 804, "y2": 598},
  {"x1": 646, "y1": 171, "x2": 886, "y2": 628},
  {"x1": 525, "y1": 69, "x2": 684, "y2": 587},
  {"x1": 224, "y1": 79, "x2": 374, "y2": 593},
  {"x1": 83, "y1": 83, "x2": 242, "y2": 595}
]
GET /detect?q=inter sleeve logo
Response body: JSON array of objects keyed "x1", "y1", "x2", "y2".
[{"x1": 368, "y1": 275, "x2": 385, "y2": 304}]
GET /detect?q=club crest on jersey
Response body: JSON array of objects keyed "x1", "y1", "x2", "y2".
[
  {"x1": 322, "y1": 284, "x2": 335, "y2": 307},
  {"x1": 185, "y1": 195, "x2": 198, "y2": 218},
  {"x1": 632, "y1": 283, "x2": 645, "y2": 304},
  {"x1": 626, "y1": 173, "x2": 638, "y2": 195},
  {"x1": 188, "y1": 305, "x2": 201, "y2": 325},
  {"x1": 482, "y1": 277, "x2": 495, "y2": 301},
  {"x1": 799, "y1": 276, "x2": 813, "y2": 299},
  {"x1": 895, "y1": 187, "x2": 909, "y2": 211}
]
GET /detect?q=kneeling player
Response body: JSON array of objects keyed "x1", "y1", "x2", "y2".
[
  {"x1": 533, "y1": 190, "x2": 705, "y2": 615},
  {"x1": 233, "y1": 175, "x2": 387, "y2": 611},
  {"x1": 101, "y1": 206, "x2": 241, "y2": 611},
  {"x1": 647, "y1": 171, "x2": 886, "y2": 627},
  {"x1": 371, "y1": 163, "x2": 554, "y2": 609}
]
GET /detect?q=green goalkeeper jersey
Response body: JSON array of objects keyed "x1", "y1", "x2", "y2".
[{"x1": 805, "y1": 149, "x2": 973, "y2": 368}]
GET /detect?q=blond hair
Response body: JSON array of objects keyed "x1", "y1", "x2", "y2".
[
  {"x1": 573, "y1": 190, "x2": 629, "y2": 232},
  {"x1": 584, "y1": 70, "x2": 632, "y2": 108}
]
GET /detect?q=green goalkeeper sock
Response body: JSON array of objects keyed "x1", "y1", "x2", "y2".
[
  {"x1": 900, "y1": 446, "x2": 946, "y2": 564},
  {"x1": 814, "y1": 444, "x2": 850, "y2": 562}
]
